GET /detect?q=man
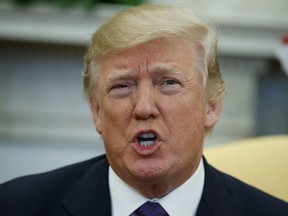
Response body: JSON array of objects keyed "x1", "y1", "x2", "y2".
[{"x1": 0, "y1": 4, "x2": 287, "y2": 216}]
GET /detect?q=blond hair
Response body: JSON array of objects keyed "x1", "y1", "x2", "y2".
[{"x1": 83, "y1": 4, "x2": 225, "y2": 103}]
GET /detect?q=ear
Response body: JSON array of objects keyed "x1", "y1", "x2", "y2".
[
  {"x1": 89, "y1": 97, "x2": 102, "y2": 135},
  {"x1": 204, "y1": 99, "x2": 222, "y2": 129}
]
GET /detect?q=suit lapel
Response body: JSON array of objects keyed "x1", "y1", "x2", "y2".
[
  {"x1": 196, "y1": 157, "x2": 238, "y2": 216},
  {"x1": 62, "y1": 156, "x2": 112, "y2": 216},
  {"x1": 61, "y1": 155, "x2": 239, "y2": 216}
]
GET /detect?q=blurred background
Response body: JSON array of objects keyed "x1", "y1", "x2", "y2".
[{"x1": 0, "y1": 0, "x2": 288, "y2": 184}]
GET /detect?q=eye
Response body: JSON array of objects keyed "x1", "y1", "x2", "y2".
[
  {"x1": 157, "y1": 78, "x2": 181, "y2": 94},
  {"x1": 163, "y1": 80, "x2": 178, "y2": 85},
  {"x1": 109, "y1": 82, "x2": 134, "y2": 98},
  {"x1": 112, "y1": 83, "x2": 129, "y2": 89}
]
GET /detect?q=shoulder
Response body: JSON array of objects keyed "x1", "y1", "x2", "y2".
[
  {"x1": 0, "y1": 155, "x2": 108, "y2": 216},
  {"x1": 0, "y1": 155, "x2": 107, "y2": 192},
  {"x1": 202, "y1": 158, "x2": 288, "y2": 215}
]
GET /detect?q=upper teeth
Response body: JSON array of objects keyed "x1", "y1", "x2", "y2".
[
  {"x1": 138, "y1": 132, "x2": 156, "y2": 147},
  {"x1": 139, "y1": 132, "x2": 156, "y2": 139}
]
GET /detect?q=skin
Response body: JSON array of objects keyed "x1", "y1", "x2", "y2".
[{"x1": 90, "y1": 38, "x2": 222, "y2": 198}]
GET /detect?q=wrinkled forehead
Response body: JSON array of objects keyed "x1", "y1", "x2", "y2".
[{"x1": 97, "y1": 38, "x2": 199, "y2": 79}]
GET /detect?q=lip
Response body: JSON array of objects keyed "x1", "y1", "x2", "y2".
[{"x1": 131, "y1": 129, "x2": 162, "y2": 156}]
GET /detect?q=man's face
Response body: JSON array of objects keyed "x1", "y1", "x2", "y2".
[{"x1": 90, "y1": 38, "x2": 221, "y2": 197}]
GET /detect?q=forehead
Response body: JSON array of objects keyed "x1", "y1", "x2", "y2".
[{"x1": 99, "y1": 38, "x2": 198, "y2": 78}]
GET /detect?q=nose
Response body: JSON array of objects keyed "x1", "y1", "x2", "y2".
[{"x1": 133, "y1": 81, "x2": 160, "y2": 120}]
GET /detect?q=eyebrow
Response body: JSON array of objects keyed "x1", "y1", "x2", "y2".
[
  {"x1": 105, "y1": 70, "x2": 135, "y2": 84},
  {"x1": 104, "y1": 63, "x2": 185, "y2": 84},
  {"x1": 148, "y1": 63, "x2": 185, "y2": 78}
]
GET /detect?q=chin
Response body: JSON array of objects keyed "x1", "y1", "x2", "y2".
[{"x1": 129, "y1": 159, "x2": 170, "y2": 182}]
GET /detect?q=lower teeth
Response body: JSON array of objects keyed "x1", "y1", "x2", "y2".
[{"x1": 140, "y1": 140, "x2": 154, "y2": 147}]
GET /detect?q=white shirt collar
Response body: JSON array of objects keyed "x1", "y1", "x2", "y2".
[{"x1": 109, "y1": 158, "x2": 205, "y2": 216}]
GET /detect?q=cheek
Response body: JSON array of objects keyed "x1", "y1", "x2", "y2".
[
  {"x1": 167, "y1": 95, "x2": 205, "y2": 123},
  {"x1": 100, "y1": 100, "x2": 132, "y2": 136},
  {"x1": 165, "y1": 97, "x2": 206, "y2": 145}
]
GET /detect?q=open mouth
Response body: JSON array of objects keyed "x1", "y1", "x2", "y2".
[{"x1": 138, "y1": 132, "x2": 157, "y2": 147}]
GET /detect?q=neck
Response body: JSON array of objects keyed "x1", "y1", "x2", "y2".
[{"x1": 130, "y1": 160, "x2": 201, "y2": 199}]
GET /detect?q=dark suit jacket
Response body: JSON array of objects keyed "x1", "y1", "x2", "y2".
[{"x1": 0, "y1": 155, "x2": 287, "y2": 216}]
